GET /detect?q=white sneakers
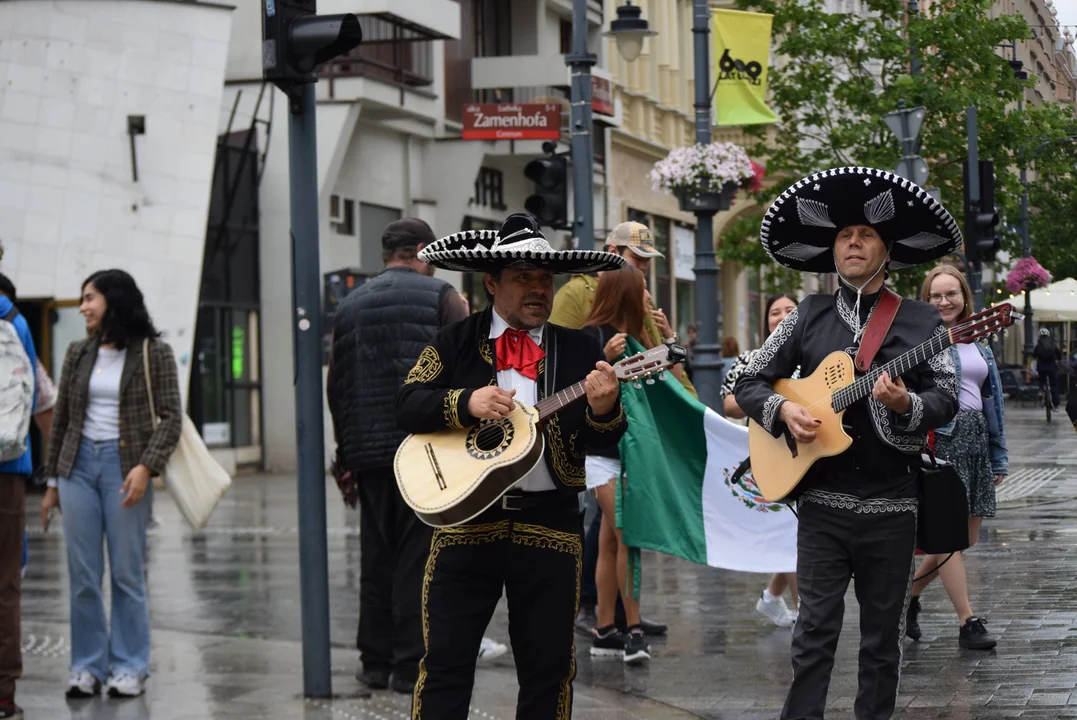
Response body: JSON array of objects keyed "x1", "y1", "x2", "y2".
[
  {"x1": 756, "y1": 592, "x2": 797, "y2": 629},
  {"x1": 477, "y1": 636, "x2": 507, "y2": 662},
  {"x1": 66, "y1": 670, "x2": 145, "y2": 698},
  {"x1": 105, "y1": 672, "x2": 145, "y2": 697},
  {"x1": 65, "y1": 671, "x2": 100, "y2": 698}
]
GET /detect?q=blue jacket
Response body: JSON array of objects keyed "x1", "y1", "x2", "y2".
[
  {"x1": 936, "y1": 341, "x2": 1007, "y2": 475},
  {"x1": 0, "y1": 295, "x2": 36, "y2": 476}
]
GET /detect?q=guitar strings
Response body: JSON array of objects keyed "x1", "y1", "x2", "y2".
[{"x1": 793, "y1": 313, "x2": 998, "y2": 416}]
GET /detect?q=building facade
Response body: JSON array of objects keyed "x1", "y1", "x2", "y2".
[{"x1": 0, "y1": 0, "x2": 233, "y2": 465}]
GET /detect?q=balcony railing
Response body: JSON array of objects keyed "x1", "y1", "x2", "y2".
[{"x1": 319, "y1": 15, "x2": 435, "y2": 94}]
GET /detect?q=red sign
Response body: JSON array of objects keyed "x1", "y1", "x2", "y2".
[
  {"x1": 461, "y1": 104, "x2": 562, "y2": 140},
  {"x1": 592, "y1": 75, "x2": 614, "y2": 117}
]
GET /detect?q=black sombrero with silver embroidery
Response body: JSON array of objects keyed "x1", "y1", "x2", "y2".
[
  {"x1": 419, "y1": 213, "x2": 626, "y2": 274},
  {"x1": 759, "y1": 166, "x2": 963, "y2": 273}
]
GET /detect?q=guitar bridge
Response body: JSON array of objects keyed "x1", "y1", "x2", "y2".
[{"x1": 424, "y1": 443, "x2": 448, "y2": 491}]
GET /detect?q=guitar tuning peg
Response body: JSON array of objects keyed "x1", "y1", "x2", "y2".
[
  {"x1": 645, "y1": 378, "x2": 655, "y2": 385},
  {"x1": 633, "y1": 381, "x2": 643, "y2": 389},
  {"x1": 657, "y1": 373, "x2": 666, "y2": 381}
]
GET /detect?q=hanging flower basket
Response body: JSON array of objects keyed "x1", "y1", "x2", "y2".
[
  {"x1": 1005, "y1": 256, "x2": 1052, "y2": 294},
  {"x1": 649, "y1": 142, "x2": 756, "y2": 214}
]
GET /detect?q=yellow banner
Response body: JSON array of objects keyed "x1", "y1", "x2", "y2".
[{"x1": 712, "y1": 9, "x2": 776, "y2": 126}]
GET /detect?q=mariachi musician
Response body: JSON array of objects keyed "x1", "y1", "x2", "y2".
[
  {"x1": 734, "y1": 168, "x2": 960, "y2": 720},
  {"x1": 395, "y1": 213, "x2": 628, "y2": 720}
]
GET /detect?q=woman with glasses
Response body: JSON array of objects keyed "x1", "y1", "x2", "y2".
[{"x1": 907, "y1": 265, "x2": 1007, "y2": 650}]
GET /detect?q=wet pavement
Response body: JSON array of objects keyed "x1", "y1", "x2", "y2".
[{"x1": 16, "y1": 405, "x2": 1077, "y2": 719}]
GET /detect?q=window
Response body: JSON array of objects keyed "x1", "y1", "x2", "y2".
[
  {"x1": 330, "y1": 195, "x2": 356, "y2": 236},
  {"x1": 193, "y1": 129, "x2": 263, "y2": 453},
  {"x1": 470, "y1": 167, "x2": 507, "y2": 211},
  {"x1": 560, "y1": 19, "x2": 572, "y2": 55},
  {"x1": 626, "y1": 209, "x2": 696, "y2": 335},
  {"x1": 359, "y1": 202, "x2": 402, "y2": 271},
  {"x1": 474, "y1": 0, "x2": 511, "y2": 58}
]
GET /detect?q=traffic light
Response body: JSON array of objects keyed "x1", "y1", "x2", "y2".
[
  {"x1": 963, "y1": 160, "x2": 1000, "y2": 264},
  {"x1": 263, "y1": 0, "x2": 363, "y2": 96},
  {"x1": 524, "y1": 143, "x2": 568, "y2": 228}
]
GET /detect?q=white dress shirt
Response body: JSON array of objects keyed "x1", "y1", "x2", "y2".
[{"x1": 489, "y1": 309, "x2": 556, "y2": 492}]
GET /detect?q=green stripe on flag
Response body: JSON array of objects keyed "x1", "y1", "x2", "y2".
[{"x1": 617, "y1": 336, "x2": 709, "y2": 566}]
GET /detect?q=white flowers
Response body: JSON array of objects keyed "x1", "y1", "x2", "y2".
[{"x1": 649, "y1": 142, "x2": 755, "y2": 194}]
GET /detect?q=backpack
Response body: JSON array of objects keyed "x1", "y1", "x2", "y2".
[{"x1": 0, "y1": 308, "x2": 34, "y2": 462}]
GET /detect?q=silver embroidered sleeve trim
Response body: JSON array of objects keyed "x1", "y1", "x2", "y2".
[
  {"x1": 801, "y1": 489, "x2": 918, "y2": 515},
  {"x1": 927, "y1": 328, "x2": 958, "y2": 400},
  {"x1": 762, "y1": 393, "x2": 785, "y2": 435},
  {"x1": 899, "y1": 392, "x2": 924, "y2": 433},
  {"x1": 743, "y1": 306, "x2": 799, "y2": 378}
]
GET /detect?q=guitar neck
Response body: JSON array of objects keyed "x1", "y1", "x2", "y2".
[
  {"x1": 535, "y1": 381, "x2": 588, "y2": 421},
  {"x1": 832, "y1": 331, "x2": 953, "y2": 411}
]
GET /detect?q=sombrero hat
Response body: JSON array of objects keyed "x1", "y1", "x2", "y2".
[
  {"x1": 759, "y1": 166, "x2": 963, "y2": 273},
  {"x1": 419, "y1": 213, "x2": 626, "y2": 274}
]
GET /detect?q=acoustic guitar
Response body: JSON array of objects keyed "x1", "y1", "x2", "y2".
[
  {"x1": 748, "y1": 303, "x2": 1019, "y2": 502},
  {"x1": 395, "y1": 343, "x2": 686, "y2": 527}
]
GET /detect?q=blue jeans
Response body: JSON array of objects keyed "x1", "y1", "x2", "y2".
[{"x1": 58, "y1": 438, "x2": 152, "y2": 681}]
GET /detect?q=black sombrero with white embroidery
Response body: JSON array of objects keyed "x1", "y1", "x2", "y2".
[
  {"x1": 419, "y1": 213, "x2": 626, "y2": 274},
  {"x1": 759, "y1": 166, "x2": 963, "y2": 273}
]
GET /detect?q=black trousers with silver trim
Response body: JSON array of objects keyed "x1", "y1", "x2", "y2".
[
  {"x1": 413, "y1": 499, "x2": 583, "y2": 720},
  {"x1": 781, "y1": 489, "x2": 917, "y2": 720}
]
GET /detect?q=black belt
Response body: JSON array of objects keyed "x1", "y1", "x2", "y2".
[{"x1": 500, "y1": 490, "x2": 576, "y2": 512}]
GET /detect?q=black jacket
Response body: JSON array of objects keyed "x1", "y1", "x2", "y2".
[
  {"x1": 327, "y1": 267, "x2": 461, "y2": 472},
  {"x1": 395, "y1": 309, "x2": 627, "y2": 493},
  {"x1": 735, "y1": 287, "x2": 958, "y2": 499}
]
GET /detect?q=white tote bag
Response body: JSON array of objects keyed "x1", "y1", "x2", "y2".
[{"x1": 144, "y1": 340, "x2": 232, "y2": 531}]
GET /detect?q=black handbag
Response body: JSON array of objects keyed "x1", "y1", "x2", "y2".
[{"x1": 915, "y1": 450, "x2": 970, "y2": 555}]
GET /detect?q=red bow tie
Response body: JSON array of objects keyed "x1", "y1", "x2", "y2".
[{"x1": 495, "y1": 328, "x2": 545, "y2": 380}]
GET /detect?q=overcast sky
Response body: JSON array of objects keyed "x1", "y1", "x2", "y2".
[{"x1": 1054, "y1": 0, "x2": 1077, "y2": 37}]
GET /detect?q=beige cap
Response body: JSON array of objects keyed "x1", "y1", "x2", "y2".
[{"x1": 606, "y1": 221, "x2": 664, "y2": 258}]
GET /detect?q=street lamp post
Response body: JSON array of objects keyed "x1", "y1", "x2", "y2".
[
  {"x1": 567, "y1": 0, "x2": 597, "y2": 251},
  {"x1": 689, "y1": 0, "x2": 722, "y2": 410}
]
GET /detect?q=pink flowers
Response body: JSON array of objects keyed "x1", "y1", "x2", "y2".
[
  {"x1": 649, "y1": 142, "x2": 755, "y2": 195},
  {"x1": 1005, "y1": 257, "x2": 1052, "y2": 294}
]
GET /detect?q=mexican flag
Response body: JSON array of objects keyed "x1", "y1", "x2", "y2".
[{"x1": 618, "y1": 338, "x2": 798, "y2": 575}]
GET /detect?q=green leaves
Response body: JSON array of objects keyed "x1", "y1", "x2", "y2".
[{"x1": 726, "y1": 0, "x2": 1076, "y2": 287}]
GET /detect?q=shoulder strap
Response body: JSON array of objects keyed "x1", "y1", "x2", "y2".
[
  {"x1": 143, "y1": 339, "x2": 158, "y2": 428},
  {"x1": 3, "y1": 307, "x2": 18, "y2": 323},
  {"x1": 854, "y1": 288, "x2": 902, "y2": 373}
]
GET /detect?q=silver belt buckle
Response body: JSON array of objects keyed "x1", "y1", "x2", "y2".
[{"x1": 501, "y1": 494, "x2": 520, "y2": 511}]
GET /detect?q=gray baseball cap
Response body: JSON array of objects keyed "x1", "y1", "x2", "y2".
[{"x1": 606, "y1": 221, "x2": 663, "y2": 258}]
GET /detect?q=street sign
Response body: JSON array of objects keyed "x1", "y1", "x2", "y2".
[
  {"x1": 895, "y1": 156, "x2": 929, "y2": 186},
  {"x1": 883, "y1": 105, "x2": 925, "y2": 152},
  {"x1": 461, "y1": 104, "x2": 563, "y2": 141}
]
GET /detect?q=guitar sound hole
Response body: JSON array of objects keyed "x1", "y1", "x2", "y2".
[
  {"x1": 466, "y1": 420, "x2": 516, "y2": 460},
  {"x1": 475, "y1": 425, "x2": 506, "y2": 452}
]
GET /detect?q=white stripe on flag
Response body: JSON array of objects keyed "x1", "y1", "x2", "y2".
[{"x1": 701, "y1": 409, "x2": 799, "y2": 573}]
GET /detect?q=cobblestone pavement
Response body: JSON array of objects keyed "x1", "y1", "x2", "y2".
[{"x1": 16, "y1": 406, "x2": 1077, "y2": 719}]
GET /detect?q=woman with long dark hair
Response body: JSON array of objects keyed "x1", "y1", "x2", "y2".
[
  {"x1": 41, "y1": 269, "x2": 182, "y2": 698},
  {"x1": 581, "y1": 268, "x2": 675, "y2": 665},
  {"x1": 720, "y1": 292, "x2": 800, "y2": 629}
]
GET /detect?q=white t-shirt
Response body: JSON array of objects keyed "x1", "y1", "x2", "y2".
[
  {"x1": 83, "y1": 347, "x2": 126, "y2": 441},
  {"x1": 489, "y1": 310, "x2": 556, "y2": 492}
]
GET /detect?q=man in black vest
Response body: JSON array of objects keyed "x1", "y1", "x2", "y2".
[
  {"x1": 327, "y1": 218, "x2": 468, "y2": 694},
  {"x1": 396, "y1": 214, "x2": 629, "y2": 720}
]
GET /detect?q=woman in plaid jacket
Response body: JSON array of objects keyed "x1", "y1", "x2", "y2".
[{"x1": 41, "y1": 269, "x2": 182, "y2": 700}]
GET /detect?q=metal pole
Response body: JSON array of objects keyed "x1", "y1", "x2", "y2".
[
  {"x1": 287, "y1": 83, "x2": 333, "y2": 699},
  {"x1": 568, "y1": 0, "x2": 596, "y2": 248},
  {"x1": 908, "y1": 0, "x2": 921, "y2": 75},
  {"x1": 1019, "y1": 95, "x2": 1033, "y2": 362},
  {"x1": 691, "y1": 0, "x2": 720, "y2": 410},
  {"x1": 966, "y1": 107, "x2": 985, "y2": 312}
]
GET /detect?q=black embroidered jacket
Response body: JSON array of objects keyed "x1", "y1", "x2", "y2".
[
  {"x1": 395, "y1": 309, "x2": 628, "y2": 493},
  {"x1": 734, "y1": 287, "x2": 958, "y2": 499}
]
